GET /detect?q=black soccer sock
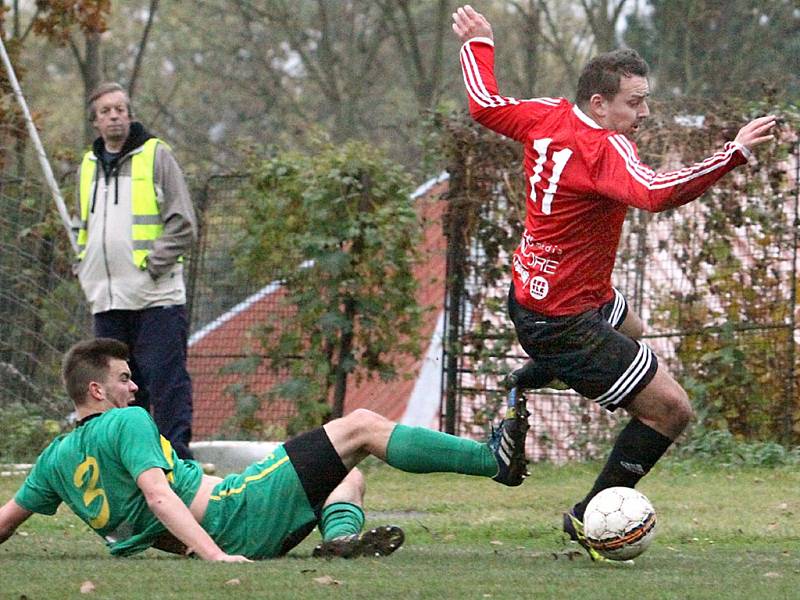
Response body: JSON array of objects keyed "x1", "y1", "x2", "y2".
[{"x1": 573, "y1": 418, "x2": 672, "y2": 520}]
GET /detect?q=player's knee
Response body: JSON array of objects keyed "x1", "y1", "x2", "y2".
[
  {"x1": 347, "y1": 408, "x2": 386, "y2": 432},
  {"x1": 664, "y1": 386, "x2": 693, "y2": 431}
]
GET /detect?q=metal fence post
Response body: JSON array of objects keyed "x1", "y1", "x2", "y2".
[{"x1": 783, "y1": 142, "x2": 800, "y2": 444}]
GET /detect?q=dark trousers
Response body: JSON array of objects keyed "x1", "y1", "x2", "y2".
[{"x1": 94, "y1": 305, "x2": 194, "y2": 459}]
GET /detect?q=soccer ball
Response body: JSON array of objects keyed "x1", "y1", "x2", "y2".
[{"x1": 583, "y1": 487, "x2": 656, "y2": 561}]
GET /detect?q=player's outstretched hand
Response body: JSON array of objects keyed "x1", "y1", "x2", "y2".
[
  {"x1": 734, "y1": 115, "x2": 777, "y2": 151},
  {"x1": 212, "y1": 553, "x2": 253, "y2": 563},
  {"x1": 452, "y1": 5, "x2": 493, "y2": 42}
]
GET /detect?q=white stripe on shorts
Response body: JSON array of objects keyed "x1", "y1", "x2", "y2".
[
  {"x1": 596, "y1": 340, "x2": 654, "y2": 408},
  {"x1": 607, "y1": 287, "x2": 626, "y2": 328}
]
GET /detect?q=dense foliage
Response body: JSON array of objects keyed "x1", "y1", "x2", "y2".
[{"x1": 234, "y1": 139, "x2": 423, "y2": 432}]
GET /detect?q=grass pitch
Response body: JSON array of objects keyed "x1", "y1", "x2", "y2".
[{"x1": 1, "y1": 460, "x2": 798, "y2": 599}]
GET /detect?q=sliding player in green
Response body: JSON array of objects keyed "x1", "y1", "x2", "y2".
[{"x1": 0, "y1": 338, "x2": 529, "y2": 560}]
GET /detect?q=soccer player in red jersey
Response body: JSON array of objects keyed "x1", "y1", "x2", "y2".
[{"x1": 452, "y1": 5, "x2": 776, "y2": 560}]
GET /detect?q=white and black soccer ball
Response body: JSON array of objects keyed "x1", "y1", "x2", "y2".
[{"x1": 583, "y1": 486, "x2": 657, "y2": 561}]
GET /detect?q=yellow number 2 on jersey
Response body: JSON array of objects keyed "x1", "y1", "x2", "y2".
[{"x1": 73, "y1": 456, "x2": 110, "y2": 529}]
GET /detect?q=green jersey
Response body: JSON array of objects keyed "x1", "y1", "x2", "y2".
[{"x1": 14, "y1": 407, "x2": 203, "y2": 556}]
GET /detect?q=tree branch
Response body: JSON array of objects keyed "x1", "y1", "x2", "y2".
[{"x1": 128, "y1": 0, "x2": 160, "y2": 101}]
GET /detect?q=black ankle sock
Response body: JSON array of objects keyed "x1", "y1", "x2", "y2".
[{"x1": 574, "y1": 419, "x2": 672, "y2": 520}]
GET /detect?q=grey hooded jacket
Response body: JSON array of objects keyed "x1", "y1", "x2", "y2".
[{"x1": 75, "y1": 123, "x2": 198, "y2": 314}]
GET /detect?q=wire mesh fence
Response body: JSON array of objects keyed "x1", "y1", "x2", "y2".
[
  {"x1": 0, "y1": 174, "x2": 90, "y2": 418},
  {"x1": 187, "y1": 175, "x2": 297, "y2": 439},
  {"x1": 438, "y1": 106, "x2": 800, "y2": 461}
]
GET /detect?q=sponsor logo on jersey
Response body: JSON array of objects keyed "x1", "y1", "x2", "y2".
[
  {"x1": 529, "y1": 276, "x2": 549, "y2": 300},
  {"x1": 513, "y1": 255, "x2": 530, "y2": 284}
]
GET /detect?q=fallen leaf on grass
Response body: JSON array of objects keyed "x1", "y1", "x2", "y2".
[
  {"x1": 225, "y1": 579, "x2": 241, "y2": 586},
  {"x1": 764, "y1": 572, "x2": 781, "y2": 578},
  {"x1": 79, "y1": 581, "x2": 95, "y2": 594},
  {"x1": 489, "y1": 540, "x2": 503, "y2": 546},
  {"x1": 313, "y1": 575, "x2": 342, "y2": 586}
]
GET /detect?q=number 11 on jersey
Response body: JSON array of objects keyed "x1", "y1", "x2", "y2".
[{"x1": 529, "y1": 138, "x2": 573, "y2": 215}]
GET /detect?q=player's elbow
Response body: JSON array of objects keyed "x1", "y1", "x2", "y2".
[
  {"x1": 0, "y1": 526, "x2": 14, "y2": 544},
  {"x1": 138, "y1": 469, "x2": 175, "y2": 514},
  {"x1": 469, "y1": 105, "x2": 492, "y2": 123},
  {"x1": 143, "y1": 488, "x2": 173, "y2": 514},
  {"x1": 0, "y1": 500, "x2": 28, "y2": 544}
]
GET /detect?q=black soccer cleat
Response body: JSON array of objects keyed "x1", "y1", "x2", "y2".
[
  {"x1": 488, "y1": 397, "x2": 531, "y2": 486},
  {"x1": 312, "y1": 525, "x2": 405, "y2": 559}
]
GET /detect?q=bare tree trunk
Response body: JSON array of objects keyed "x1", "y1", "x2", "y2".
[
  {"x1": 521, "y1": 0, "x2": 542, "y2": 93},
  {"x1": 80, "y1": 32, "x2": 103, "y2": 145},
  {"x1": 580, "y1": 0, "x2": 630, "y2": 52},
  {"x1": 378, "y1": 0, "x2": 451, "y2": 111},
  {"x1": 331, "y1": 296, "x2": 356, "y2": 419}
]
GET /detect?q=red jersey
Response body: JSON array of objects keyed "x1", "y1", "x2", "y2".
[{"x1": 460, "y1": 37, "x2": 749, "y2": 316}]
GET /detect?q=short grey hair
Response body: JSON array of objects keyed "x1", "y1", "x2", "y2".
[{"x1": 87, "y1": 82, "x2": 133, "y2": 122}]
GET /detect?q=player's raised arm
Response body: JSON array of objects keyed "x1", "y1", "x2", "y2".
[
  {"x1": 0, "y1": 498, "x2": 33, "y2": 545},
  {"x1": 454, "y1": 5, "x2": 557, "y2": 142},
  {"x1": 136, "y1": 468, "x2": 251, "y2": 563},
  {"x1": 594, "y1": 115, "x2": 777, "y2": 213}
]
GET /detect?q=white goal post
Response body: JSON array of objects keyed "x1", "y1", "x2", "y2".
[{"x1": 0, "y1": 36, "x2": 78, "y2": 254}]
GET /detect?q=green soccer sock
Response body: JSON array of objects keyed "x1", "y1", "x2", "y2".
[
  {"x1": 385, "y1": 424, "x2": 497, "y2": 477},
  {"x1": 319, "y1": 502, "x2": 365, "y2": 541}
]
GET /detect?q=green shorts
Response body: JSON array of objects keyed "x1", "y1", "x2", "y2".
[{"x1": 201, "y1": 445, "x2": 316, "y2": 559}]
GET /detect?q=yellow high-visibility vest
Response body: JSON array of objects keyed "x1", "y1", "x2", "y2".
[{"x1": 78, "y1": 138, "x2": 164, "y2": 268}]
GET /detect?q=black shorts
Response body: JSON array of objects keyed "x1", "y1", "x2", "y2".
[
  {"x1": 276, "y1": 427, "x2": 349, "y2": 555},
  {"x1": 284, "y1": 427, "x2": 348, "y2": 509},
  {"x1": 508, "y1": 284, "x2": 658, "y2": 412}
]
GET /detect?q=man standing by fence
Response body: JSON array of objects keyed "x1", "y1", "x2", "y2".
[
  {"x1": 452, "y1": 5, "x2": 776, "y2": 560},
  {"x1": 73, "y1": 82, "x2": 197, "y2": 459}
]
